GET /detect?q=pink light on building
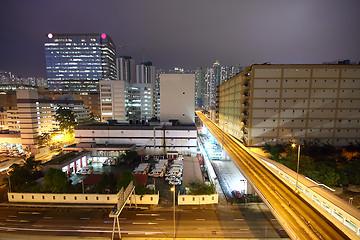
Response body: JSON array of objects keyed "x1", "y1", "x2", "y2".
[
  {"x1": 48, "y1": 33, "x2": 53, "y2": 39},
  {"x1": 101, "y1": 33, "x2": 107, "y2": 39}
]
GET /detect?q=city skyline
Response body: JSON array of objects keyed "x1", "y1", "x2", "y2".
[{"x1": 1, "y1": 0, "x2": 360, "y2": 78}]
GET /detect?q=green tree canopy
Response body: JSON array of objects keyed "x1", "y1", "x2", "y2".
[
  {"x1": 262, "y1": 143, "x2": 286, "y2": 162},
  {"x1": 187, "y1": 180, "x2": 216, "y2": 195},
  {"x1": 35, "y1": 132, "x2": 51, "y2": 146},
  {"x1": 116, "y1": 170, "x2": 136, "y2": 189},
  {"x1": 55, "y1": 107, "x2": 76, "y2": 132},
  {"x1": 120, "y1": 150, "x2": 139, "y2": 164},
  {"x1": 43, "y1": 168, "x2": 69, "y2": 193},
  {"x1": 96, "y1": 172, "x2": 118, "y2": 193},
  {"x1": 305, "y1": 162, "x2": 341, "y2": 187},
  {"x1": 7, "y1": 156, "x2": 41, "y2": 192},
  {"x1": 343, "y1": 159, "x2": 360, "y2": 185}
]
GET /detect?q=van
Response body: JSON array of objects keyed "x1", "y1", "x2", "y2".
[
  {"x1": 171, "y1": 164, "x2": 183, "y2": 169},
  {"x1": 173, "y1": 160, "x2": 183, "y2": 165},
  {"x1": 165, "y1": 168, "x2": 182, "y2": 177},
  {"x1": 148, "y1": 168, "x2": 165, "y2": 177},
  {"x1": 133, "y1": 163, "x2": 150, "y2": 174}
]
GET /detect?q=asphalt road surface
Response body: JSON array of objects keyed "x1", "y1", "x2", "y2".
[{"x1": 0, "y1": 204, "x2": 287, "y2": 239}]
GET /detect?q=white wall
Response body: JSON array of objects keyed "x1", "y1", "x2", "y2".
[
  {"x1": 160, "y1": 74, "x2": 195, "y2": 124},
  {"x1": 178, "y1": 193, "x2": 218, "y2": 205},
  {"x1": 8, "y1": 192, "x2": 159, "y2": 205},
  {"x1": 76, "y1": 128, "x2": 197, "y2": 146}
]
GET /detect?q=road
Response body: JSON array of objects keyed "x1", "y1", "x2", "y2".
[
  {"x1": 196, "y1": 111, "x2": 350, "y2": 240},
  {"x1": 0, "y1": 204, "x2": 287, "y2": 239}
]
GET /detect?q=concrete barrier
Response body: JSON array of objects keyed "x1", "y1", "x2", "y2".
[
  {"x1": 178, "y1": 193, "x2": 218, "y2": 205},
  {"x1": 8, "y1": 192, "x2": 159, "y2": 205}
]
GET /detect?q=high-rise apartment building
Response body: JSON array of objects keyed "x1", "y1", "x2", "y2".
[
  {"x1": 0, "y1": 71, "x2": 47, "y2": 87},
  {"x1": 217, "y1": 64, "x2": 360, "y2": 147},
  {"x1": 136, "y1": 62, "x2": 156, "y2": 84},
  {"x1": 198, "y1": 61, "x2": 242, "y2": 111},
  {"x1": 195, "y1": 67, "x2": 205, "y2": 108},
  {"x1": 45, "y1": 33, "x2": 116, "y2": 92},
  {"x1": 116, "y1": 56, "x2": 136, "y2": 83}
]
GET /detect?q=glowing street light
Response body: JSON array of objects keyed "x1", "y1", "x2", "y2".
[
  {"x1": 170, "y1": 184, "x2": 176, "y2": 239},
  {"x1": 292, "y1": 143, "x2": 301, "y2": 192}
]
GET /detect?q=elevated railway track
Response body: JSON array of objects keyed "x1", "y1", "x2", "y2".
[{"x1": 197, "y1": 111, "x2": 354, "y2": 240}]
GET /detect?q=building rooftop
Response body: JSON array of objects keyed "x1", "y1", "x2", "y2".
[
  {"x1": 75, "y1": 121, "x2": 197, "y2": 131},
  {"x1": 45, "y1": 151, "x2": 89, "y2": 166}
]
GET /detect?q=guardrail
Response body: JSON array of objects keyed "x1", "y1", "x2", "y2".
[{"x1": 261, "y1": 159, "x2": 360, "y2": 238}]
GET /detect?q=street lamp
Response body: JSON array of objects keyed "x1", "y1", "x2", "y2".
[
  {"x1": 7, "y1": 170, "x2": 11, "y2": 193},
  {"x1": 170, "y1": 184, "x2": 176, "y2": 239},
  {"x1": 292, "y1": 143, "x2": 300, "y2": 192}
]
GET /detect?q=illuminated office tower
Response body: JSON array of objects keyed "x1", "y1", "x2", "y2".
[{"x1": 45, "y1": 33, "x2": 116, "y2": 93}]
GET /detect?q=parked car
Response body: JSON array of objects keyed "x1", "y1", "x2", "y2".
[
  {"x1": 76, "y1": 166, "x2": 93, "y2": 175},
  {"x1": 103, "y1": 158, "x2": 116, "y2": 166},
  {"x1": 148, "y1": 168, "x2": 165, "y2": 177},
  {"x1": 231, "y1": 190, "x2": 242, "y2": 200},
  {"x1": 165, "y1": 175, "x2": 182, "y2": 181},
  {"x1": 168, "y1": 177, "x2": 182, "y2": 185}
]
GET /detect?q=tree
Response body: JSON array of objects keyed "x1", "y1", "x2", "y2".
[
  {"x1": 343, "y1": 159, "x2": 360, "y2": 185},
  {"x1": 120, "y1": 151, "x2": 139, "y2": 164},
  {"x1": 282, "y1": 152, "x2": 315, "y2": 174},
  {"x1": 23, "y1": 155, "x2": 42, "y2": 173},
  {"x1": 187, "y1": 180, "x2": 216, "y2": 195},
  {"x1": 262, "y1": 143, "x2": 286, "y2": 162},
  {"x1": 96, "y1": 172, "x2": 118, "y2": 193},
  {"x1": 305, "y1": 162, "x2": 341, "y2": 187},
  {"x1": 55, "y1": 107, "x2": 76, "y2": 132},
  {"x1": 35, "y1": 132, "x2": 51, "y2": 146},
  {"x1": 43, "y1": 168, "x2": 69, "y2": 193},
  {"x1": 116, "y1": 170, "x2": 136, "y2": 189},
  {"x1": 135, "y1": 185, "x2": 155, "y2": 195},
  {"x1": 301, "y1": 140, "x2": 336, "y2": 164},
  {"x1": 6, "y1": 156, "x2": 43, "y2": 192}
]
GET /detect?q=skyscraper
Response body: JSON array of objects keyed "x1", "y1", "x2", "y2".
[
  {"x1": 45, "y1": 33, "x2": 116, "y2": 93},
  {"x1": 116, "y1": 56, "x2": 136, "y2": 83},
  {"x1": 136, "y1": 62, "x2": 156, "y2": 84}
]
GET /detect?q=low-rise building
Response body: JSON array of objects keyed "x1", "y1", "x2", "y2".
[{"x1": 72, "y1": 121, "x2": 197, "y2": 156}]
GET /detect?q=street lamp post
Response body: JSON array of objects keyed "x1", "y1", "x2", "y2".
[
  {"x1": 170, "y1": 184, "x2": 176, "y2": 239},
  {"x1": 6, "y1": 169, "x2": 11, "y2": 193},
  {"x1": 292, "y1": 143, "x2": 301, "y2": 192}
]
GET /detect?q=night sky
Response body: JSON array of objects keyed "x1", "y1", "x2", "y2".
[{"x1": 1, "y1": 0, "x2": 360, "y2": 78}]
